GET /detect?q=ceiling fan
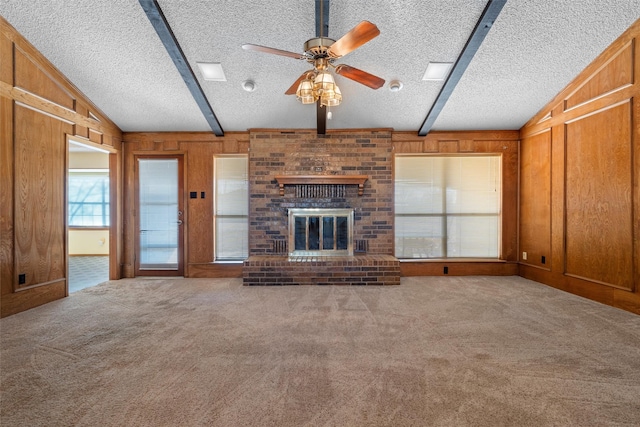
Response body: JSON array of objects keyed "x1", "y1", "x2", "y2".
[{"x1": 242, "y1": 0, "x2": 385, "y2": 133}]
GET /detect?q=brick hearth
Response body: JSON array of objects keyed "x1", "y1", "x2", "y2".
[{"x1": 243, "y1": 255, "x2": 400, "y2": 286}]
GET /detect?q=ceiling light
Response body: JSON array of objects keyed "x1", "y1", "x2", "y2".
[
  {"x1": 388, "y1": 80, "x2": 403, "y2": 92},
  {"x1": 196, "y1": 62, "x2": 226, "y2": 81},
  {"x1": 242, "y1": 80, "x2": 256, "y2": 92},
  {"x1": 422, "y1": 62, "x2": 453, "y2": 81},
  {"x1": 296, "y1": 75, "x2": 316, "y2": 104},
  {"x1": 321, "y1": 85, "x2": 341, "y2": 107},
  {"x1": 295, "y1": 65, "x2": 342, "y2": 107}
]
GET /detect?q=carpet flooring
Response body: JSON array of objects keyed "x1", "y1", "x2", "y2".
[{"x1": 1, "y1": 276, "x2": 639, "y2": 426}]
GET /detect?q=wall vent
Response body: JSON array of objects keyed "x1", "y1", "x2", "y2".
[{"x1": 295, "y1": 184, "x2": 345, "y2": 198}]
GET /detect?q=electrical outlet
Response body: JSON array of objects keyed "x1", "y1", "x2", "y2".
[
  {"x1": 541, "y1": 255, "x2": 546, "y2": 264},
  {"x1": 522, "y1": 251, "x2": 527, "y2": 260},
  {"x1": 18, "y1": 273, "x2": 26, "y2": 284},
  {"x1": 443, "y1": 266, "x2": 448, "y2": 274}
]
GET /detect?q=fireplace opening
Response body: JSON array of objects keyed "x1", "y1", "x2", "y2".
[{"x1": 289, "y1": 208, "x2": 354, "y2": 256}]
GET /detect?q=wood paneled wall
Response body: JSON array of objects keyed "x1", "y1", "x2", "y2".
[
  {"x1": 519, "y1": 18, "x2": 640, "y2": 314},
  {"x1": 122, "y1": 130, "x2": 520, "y2": 279},
  {"x1": 121, "y1": 132, "x2": 249, "y2": 278},
  {"x1": 0, "y1": 17, "x2": 123, "y2": 317},
  {"x1": 393, "y1": 130, "x2": 520, "y2": 276}
]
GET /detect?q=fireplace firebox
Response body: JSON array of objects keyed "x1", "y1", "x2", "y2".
[{"x1": 288, "y1": 208, "x2": 354, "y2": 256}]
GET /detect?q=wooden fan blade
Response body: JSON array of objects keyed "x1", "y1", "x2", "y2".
[
  {"x1": 242, "y1": 44, "x2": 304, "y2": 60},
  {"x1": 335, "y1": 65, "x2": 385, "y2": 89},
  {"x1": 285, "y1": 72, "x2": 311, "y2": 95},
  {"x1": 327, "y1": 21, "x2": 380, "y2": 58}
]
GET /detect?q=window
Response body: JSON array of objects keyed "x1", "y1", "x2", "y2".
[
  {"x1": 395, "y1": 155, "x2": 501, "y2": 259},
  {"x1": 68, "y1": 169, "x2": 109, "y2": 227},
  {"x1": 214, "y1": 156, "x2": 248, "y2": 261}
]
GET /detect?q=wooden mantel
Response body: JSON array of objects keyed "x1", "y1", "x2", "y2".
[{"x1": 274, "y1": 175, "x2": 368, "y2": 196}]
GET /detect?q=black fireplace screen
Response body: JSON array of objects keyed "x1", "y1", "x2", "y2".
[{"x1": 289, "y1": 208, "x2": 353, "y2": 256}]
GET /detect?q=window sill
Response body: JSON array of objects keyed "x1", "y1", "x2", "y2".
[{"x1": 69, "y1": 226, "x2": 110, "y2": 230}]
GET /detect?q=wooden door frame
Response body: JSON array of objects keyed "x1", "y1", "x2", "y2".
[{"x1": 133, "y1": 154, "x2": 185, "y2": 277}]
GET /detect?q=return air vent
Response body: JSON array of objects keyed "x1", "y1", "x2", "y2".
[
  {"x1": 295, "y1": 184, "x2": 346, "y2": 198},
  {"x1": 274, "y1": 175, "x2": 368, "y2": 196},
  {"x1": 272, "y1": 240, "x2": 287, "y2": 254}
]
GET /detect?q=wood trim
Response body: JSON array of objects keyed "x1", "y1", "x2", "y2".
[
  {"x1": 109, "y1": 150, "x2": 123, "y2": 280},
  {"x1": 392, "y1": 130, "x2": 520, "y2": 143},
  {"x1": 188, "y1": 263, "x2": 243, "y2": 278},
  {"x1": 0, "y1": 280, "x2": 67, "y2": 318},
  {"x1": 274, "y1": 175, "x2": 368, "y2": 196},
  {"x1": 1, "y1": 84, "x2": 120, "y2": 136},
  {"x1": 401, "y1": 261, "x2": 518, "y2": 277}
]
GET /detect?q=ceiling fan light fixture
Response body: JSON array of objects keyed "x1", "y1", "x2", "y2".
[
  {"x1": 313, "y1": 71, "x2": 336, "y2": 92},
  {"x1": 296, "y1": 78, "x2": 316, "y2": 104},
  {"x1": 321, "y1": 85, "x2": 342, "y2": 107}
]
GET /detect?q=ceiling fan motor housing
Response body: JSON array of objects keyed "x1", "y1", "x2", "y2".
[{"x1": 304, "y1": 37, "x2": 336, "y2": 58}]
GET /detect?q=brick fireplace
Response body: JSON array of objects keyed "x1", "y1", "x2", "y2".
[{"x1": 242, "y1": 130, "x2": 399, "y2": 285}]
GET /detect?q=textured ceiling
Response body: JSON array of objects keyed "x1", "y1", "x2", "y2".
[{"x1": 1, "y1": 1, "x2": 639, "y2": 134}]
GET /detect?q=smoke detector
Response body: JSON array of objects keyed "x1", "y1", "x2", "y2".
[
  {"x1": 242, "y1": 80, "x2": 256, "y2": 92},
  {"x1": 389, "y1": 80, "x2": 403, "y2": 92}
]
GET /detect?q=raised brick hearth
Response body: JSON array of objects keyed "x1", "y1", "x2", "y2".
[
  {"x1": 243, "y1": 130, "x2": 400, "y2": 286},
  {"x1": 243, "y1": 255, "x2": 400, "y2": 286}
]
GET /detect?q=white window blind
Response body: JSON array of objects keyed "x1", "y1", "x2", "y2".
[
  {"x1": 214, "y1": 156, "x2": 248, "y2": 260},
  {"x1": 138, "y1": 159, "x2": 179, "y2": 268},
  {"x1": 395, "y1": 155, "x2": 501, "y2": 258}
]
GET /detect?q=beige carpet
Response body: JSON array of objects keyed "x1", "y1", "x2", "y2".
[{"x1": 1, "y1": 276, "x2": 640, "y2": 426}]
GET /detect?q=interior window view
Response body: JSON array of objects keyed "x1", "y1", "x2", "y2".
[
  {"x1": 1, "y1": 1, "x2": 639, "y2": 426},
  {"x1": 67, "y1": 141, "x2": 110, "y2": 293}
]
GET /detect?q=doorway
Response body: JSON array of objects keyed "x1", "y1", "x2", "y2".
[
  {"x1": 67, "y1": 139, "x2": 111, "y2": 292},
  {"x1": 134, "y1": 156, "x2": 184, "y2": 276}
]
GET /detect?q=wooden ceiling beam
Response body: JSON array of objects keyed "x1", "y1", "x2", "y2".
[
  {"x1": 418, "y1": 0, "x2": 507, "y2": 136},
  {"x1": 315, "y1": 0, "x2": 330, "y2": 134},
  {"x1": 139, "y1": 0, "x2": 224, "y2": 136}
]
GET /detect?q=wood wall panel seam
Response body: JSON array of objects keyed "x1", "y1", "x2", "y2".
[
  {"x1": 563, "y1": 39, "x2": 634, "y2": 110},
  {"x1": 13, "y1": 278, "x2": 66, "y2": 292},
  {"x1": 564, "y1": 97, "x2": 633, "y2": 124}
]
